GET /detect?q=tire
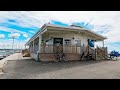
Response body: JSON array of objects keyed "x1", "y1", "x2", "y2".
[
  {"x1": 53, "y1": 55, "x2": 60, "y2": 62},
  {"x1": 54, "y1": 59, "x2": 59, "y2": 62},
  {"x1": 63, "y1": 56, "x2": 68, "y2": 61}
]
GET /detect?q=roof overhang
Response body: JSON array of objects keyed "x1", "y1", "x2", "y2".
[
  {"x1": 25, "y1": 24, "x2": 107, "y2": 45},
  {"x1": 25, "y1": 24, "x2": 47, "y2": 45},
  {"x1": 46, "y1": 24, "x2": 107, "y2": 41}
]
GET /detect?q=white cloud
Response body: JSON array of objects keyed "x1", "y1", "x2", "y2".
[
  {"x1": 0, "y1": 34, "x2": 5, "y2": 38},
  {"x1": 8, "y1": 33, "x2": 20, "y2": 38},
  {"x1": 24, "y1": 38, "x2": 30, "y2": 42},
  {"x1": 23, "y1": 34, "x2": 28, "y2": 38},
  {"x1": 0, "y1": 11, "x2": 120, "y2": 51},
  {"x1": 0, "y1": 26, "x2": 28, "y2": 35},
  {"x1": 29, "y1": 30, "x2": 36, "y2": 34},
  {"x1": 0, "y1": 39, "x2": 26, "y2": 49},
  {"x1": 0, "y1": 11, "x2": 119, "y2": 28}
]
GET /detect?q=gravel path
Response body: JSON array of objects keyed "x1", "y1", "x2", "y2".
[{"x1": 0, "y1": 58, "x2": 120, "y2": 79}]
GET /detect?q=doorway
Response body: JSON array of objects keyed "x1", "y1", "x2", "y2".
[{"x1": 53, "y1": 38, "x2": 63, "y2": 53}]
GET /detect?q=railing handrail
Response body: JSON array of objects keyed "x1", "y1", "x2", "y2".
[{"x1": 40, "y1": 44, "x2": 81, "y2": 47}]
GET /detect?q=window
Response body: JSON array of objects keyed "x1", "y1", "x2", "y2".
[
  {"x1": 64, "y1": 39, "x2": 71, "y2": 45},
  {"x1": 75, "y1": 40, "x2": 81, "y2": 46}
]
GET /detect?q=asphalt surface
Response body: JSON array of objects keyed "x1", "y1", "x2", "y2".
[{"x1": 0, "y1": 58, "x2": 120, "y2": 79}]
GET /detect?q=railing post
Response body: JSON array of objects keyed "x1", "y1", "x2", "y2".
[
  {"x1": 33, "y1": 41, "x2": 34, "y2": 53},
  {"x1": 76, "y1": 45, "x2": 77, "y2": 54},
  {"x1": 36, "y1": 34, "x2": 42, "y2": 62},
  {"x1": 95, "y1": 49, "x2": 96, "y2": 60}
]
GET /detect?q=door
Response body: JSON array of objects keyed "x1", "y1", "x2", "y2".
[{"x1": 53, "y1": 38, "x2": 63, "y2": 53}]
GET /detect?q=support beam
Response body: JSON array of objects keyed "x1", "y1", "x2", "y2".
[
  {"x1": 39, "y1": 34, "x2": 42, "y2": 52},
  {"x1": 25, "y1": 45, "x2": 26, "y2": 49},
  {"x1": 36, "y1": 34, "x2": 42, "y2": 62},
  {"x1": 103, "y1": 40, "x2": 104, "y2": 48},
  {"x1": 29, "y1": 43, "x2": 31, "y2": 52},
  {"x1": 102, "y1": 40, "x2": 106, "y2": 59},
  {"x1": 33, "y1": 41, "x2": 34, "y2": 53}
]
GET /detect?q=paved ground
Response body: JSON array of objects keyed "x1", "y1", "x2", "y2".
[
  {"x1": 0, "y1": 53, "x2": 32, "y2": 74},
  {"x1": 0, "y1": 57, "x2": 120, "y2": 79}
]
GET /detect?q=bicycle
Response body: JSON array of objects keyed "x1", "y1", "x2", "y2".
[
  {"x1": 53, "y1": 51, "x2": 68, "y2": 62},
  {"x1": 58, "y1": 50, "x2": 68, "y2": 62},
  {"x1": 53, "y1": 52, "x2": 60, "y2": 62}
]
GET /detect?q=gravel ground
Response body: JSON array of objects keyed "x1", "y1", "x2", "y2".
[{"x1": 0, "y1": 58, "x2": 120, "y2": 79}]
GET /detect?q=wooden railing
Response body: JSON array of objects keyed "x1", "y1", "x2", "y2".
[
  {"x1": 29, "y1": 44, "x2": 108, "y2": 60},
  {"x1": 29, "y1": 45, "x2": 39, "y2": 54},
  {"x1": 96, "y1": 47, "x2": 108, "y2": 59},
  {"x1": 88, "y1": 45, "x2": 96, "y2": 59},
  {"x1": 40, "y1": 45, "x2": 81, "y2": 54},
  {"x1": 80, "y1": 45, "x2": 107, "y2": 60}
]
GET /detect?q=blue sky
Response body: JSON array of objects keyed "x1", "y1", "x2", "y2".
[{"x1": 0, "y1": 11, "x2": 120, "y2": 52}]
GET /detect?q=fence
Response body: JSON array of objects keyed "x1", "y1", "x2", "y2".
[
  {"x1": 96, "y1": 47, "x2": 108, "y2": 59},
  {"x1": 40, "y1": 45, "x2": 81, "y2": 54}
]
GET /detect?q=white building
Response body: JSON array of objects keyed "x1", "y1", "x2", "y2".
[{"x1": 25, "y1": 23, "x2": 107, "y2": 62}]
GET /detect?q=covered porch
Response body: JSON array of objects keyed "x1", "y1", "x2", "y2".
[{"x1": 26, "y1": 26, "x2": 107, "y2": 62}]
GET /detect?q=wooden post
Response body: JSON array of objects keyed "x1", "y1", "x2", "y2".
[
  {"x1": 103, "y1": 40, "x2": 106, "y2": 59},
  {"x1": 33, "y1": 41, "x2": 34, "y2": 53},
  {"x1": 76, "y1": 45, "x2": 77, "y2": 53},
  {"x1": 39, "y1": 35, "x2": 42, "y2": 52},
  {"x1": 29, "y1": 43, "x2": 31, "y2": 52},
  {"x1": 95, "y1": 49, "x2": 96, "y2": 60},
  {"x1": 103, "y1": 40, "x2": 104, "y2": 48},
  {"x1": 36, "y1": 34, "x2": 42, "y2": 62}
]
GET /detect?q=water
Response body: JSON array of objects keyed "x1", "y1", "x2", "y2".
[
  {"x1": 0, "y1": 50, "x2": 10, "y2": 60},
  {"x1": 0, "y1": 49, "x2": 22, "y2": 60}
]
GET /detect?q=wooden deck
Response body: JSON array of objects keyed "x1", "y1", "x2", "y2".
[{"x1": 28, "y1": 45, "x2": 108, "y2": 62}]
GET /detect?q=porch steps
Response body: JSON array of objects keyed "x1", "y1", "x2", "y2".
[
  {"x1": 80, "y1": 52, "x2": 95, "y2": 61},
  {"x1": 96, "y1": 55, "x2": 105, "y2": 60}
]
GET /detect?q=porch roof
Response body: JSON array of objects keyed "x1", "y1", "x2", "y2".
[{"x1": 25, "y1": 23, "x2": 107, "y2": 45}]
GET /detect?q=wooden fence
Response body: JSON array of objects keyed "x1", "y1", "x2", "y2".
[
  {"x1": 96, "y1": 47, "x2": 108, "y2": 59},
  {"x1": 29, "y1": 44, "x2": 108, "y2": 60},
  {"x1": 40, "y1": 45, "x2": 81, "y2": 54}
]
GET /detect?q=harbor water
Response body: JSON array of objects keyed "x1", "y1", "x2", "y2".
[{"x1": 0, "y1": 49, "x2": 22, "y2": 60}]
